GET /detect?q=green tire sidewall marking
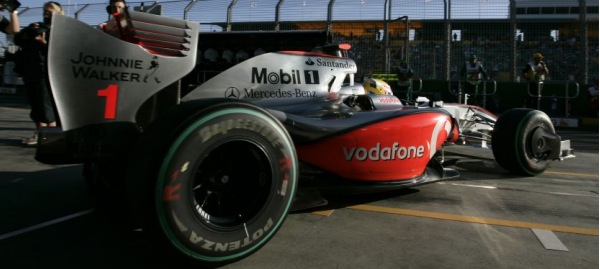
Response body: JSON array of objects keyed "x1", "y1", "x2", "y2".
[{"x1": 155, "y1": 107, "x2": 298, "y2": 262}]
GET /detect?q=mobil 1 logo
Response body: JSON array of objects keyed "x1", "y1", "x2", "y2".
[{"x1": 252, "y1": 67, "x2": 320, "y2": 85}]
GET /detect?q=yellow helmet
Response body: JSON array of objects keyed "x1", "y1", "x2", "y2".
[
  {"x1": 533, "y1": 53, "x2": 543, "y2": 60},
  {"x1": 363, "y1": 77, "x2": 393, "y2": 95}
]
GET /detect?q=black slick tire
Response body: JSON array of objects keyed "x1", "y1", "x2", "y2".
[
  {"x1": 127, "y1": 99, "x2": 298, "y2": 266},
  {"x1": 492, "y1": 108, "x2": 555, "y2": 176}
]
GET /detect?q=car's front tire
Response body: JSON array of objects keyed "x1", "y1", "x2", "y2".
[{"x1": 492, "y1": 108, "x2": 556, "y2": 176}]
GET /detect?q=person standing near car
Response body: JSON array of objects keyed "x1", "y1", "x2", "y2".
[
  {"x1": 107, "y1": 0, "x2": 126, "y2": 15},
  {"x1": 395, "y1": 60, "x2": 414, "y2": 101},
  {"x1": 459, "y1": 54, "x2": 488, "y2": 105},
  {"x1": 0, "y1": 1, "x2": 21, "y2": 88},
  {"x1": 99, "y1": 0, "x2": 126, "y2": 31},
  {"x1": 523, "y1": 52, "x2": 549, "y2": 109},
  {"x1": 14, "y1": 1, "x2": 63, "y2": 145}
]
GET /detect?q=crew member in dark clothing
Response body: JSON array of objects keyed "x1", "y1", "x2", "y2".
[
  {"x1": 460, "y1": 54, "x2": 488, "y2": 105},
  {"x1": 522, "y1": 52, "x2": 549, "y2": 109},
  {"x1": 14, "y1": 1, "x2": 63, "y2": 145}
]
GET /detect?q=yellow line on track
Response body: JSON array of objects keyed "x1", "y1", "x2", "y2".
[
  {"x1": 311, "y1": 209, "x2": 335, "y2": 216},
  {"x1": 545, "y1": 170, "x2": 599, "y2": 178},
  {"x1": 346, "y1": 204, "x2": 599, "y2": 236}
]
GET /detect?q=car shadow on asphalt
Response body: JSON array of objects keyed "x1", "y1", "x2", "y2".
[
  {"x1": 292, "y1": 188, "x2": 421, "y2": 214},
  {"x1": 445, "y1": 158, "x2": 525, "y2": 181},
  {"x1": 0, "y1": 165, "x2": 202, "y2": 269}
]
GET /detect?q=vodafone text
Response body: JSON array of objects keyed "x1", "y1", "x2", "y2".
[{"x1": 343, "y1": 142, "x2": 425, "y2": 161}]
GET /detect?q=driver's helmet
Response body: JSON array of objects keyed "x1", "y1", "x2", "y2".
[{"x1": 363, "y1": 77, "x2": 393, "y2": 95}]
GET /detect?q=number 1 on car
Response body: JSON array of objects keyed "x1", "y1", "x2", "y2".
[{"x1": 97, "y1": 84, "x2": 118, "y2": 119}]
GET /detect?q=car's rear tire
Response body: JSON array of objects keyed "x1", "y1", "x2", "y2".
[
  {"x1": 127, "y1": 99, "x2": 298, "y2": 266},
  {"x1": 492, "y1": 108, "x2": 555, "y2": 176}
]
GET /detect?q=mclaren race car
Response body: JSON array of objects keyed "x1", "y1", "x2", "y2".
[{"x1": 35, "y1": 11, "x2": 574, "y2": 266}]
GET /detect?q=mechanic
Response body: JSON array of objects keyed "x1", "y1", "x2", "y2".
[
  {"x1": 395, "y1": 59, "x2": 414, "y2": 101},
  {"x1": 14, "y1": 1, "x2": 63, "y2": 145},
  {"x1": 99, "y1": 0, "x2": 126, "y2": 31},
  {"x1": 459, "y1": 54, "x2": 488, "y2": 106},
  {"x1": 107, "y1": 0, "x2": 126, "y2": 15},
  {"x1": 522, "y1": 52, "x2": 549, "y2": 109}
]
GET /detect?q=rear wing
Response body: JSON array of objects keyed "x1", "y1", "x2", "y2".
[
  {"x1": 102, "y1": 8, "x2": 193, "y2": 57},
  {"x1": 48, "y1": 12, "x2": 199, "y2": 131}
]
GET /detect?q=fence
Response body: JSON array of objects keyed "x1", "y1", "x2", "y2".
[{"x1": 3, "y1": 0, "x2": 599, "y2": 115}]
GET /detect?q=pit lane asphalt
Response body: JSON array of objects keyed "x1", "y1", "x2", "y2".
[{"x1": 0, "y1": 99, "x2": 597, "y2": 269}]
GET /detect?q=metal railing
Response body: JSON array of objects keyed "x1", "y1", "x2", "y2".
[
  {"x1": 527, "y1": 80, "x2": 580, "y2": 116},
  {"x1": 393, "y1": 78, "x2": 423, "y2": 103},
  {"x1": 450, "y1": 79, "x2": 497, "y2": 108}
]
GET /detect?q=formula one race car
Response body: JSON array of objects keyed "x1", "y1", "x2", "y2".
[{"x1": 35, "y1": 11, "x2": 574, "y2": 266}]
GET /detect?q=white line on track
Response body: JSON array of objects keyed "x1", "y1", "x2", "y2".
[
  {"x1": 441, "y1": 182, "x2": 497, "y2": 189},
  {"x1": 439, "y1": 182, "x2": 598, "y2": 197},
  {"x1": 532, "y1": 229, "x2": 569, "y2": 251},
  {"x1": 0, "y1": 209, "x2": 95, "y2": 241}
]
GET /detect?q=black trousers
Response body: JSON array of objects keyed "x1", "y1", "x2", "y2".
[{"x1": 24, "y1": 77, "x2": 57, "y2": 124}]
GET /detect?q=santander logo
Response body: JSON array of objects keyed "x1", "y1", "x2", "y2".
[{"x1": 342, "y1": 118, "x2": 451, "y2": 162}]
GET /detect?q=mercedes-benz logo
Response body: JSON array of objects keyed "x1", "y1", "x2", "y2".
[{"x1": 225, "y1": 87, "x2": 240, "y2": 99}]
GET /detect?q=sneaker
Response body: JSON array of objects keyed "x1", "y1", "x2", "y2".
[{"x1": 22, "y1": 132, "x2": 38, "y2": 146}]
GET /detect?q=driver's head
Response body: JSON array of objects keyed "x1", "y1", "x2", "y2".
[{"x1": 363, "y1": 78, "x2": 393, "y2": 95}]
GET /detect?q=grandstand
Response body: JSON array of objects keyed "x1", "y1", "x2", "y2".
[{"x1": 516, "y1": 0, "x2": 598, "y2": 20}]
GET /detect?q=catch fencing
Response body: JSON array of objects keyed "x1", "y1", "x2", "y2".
[{"x1": 4, "y1": 0, "x2": 598, "y2": 88}]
